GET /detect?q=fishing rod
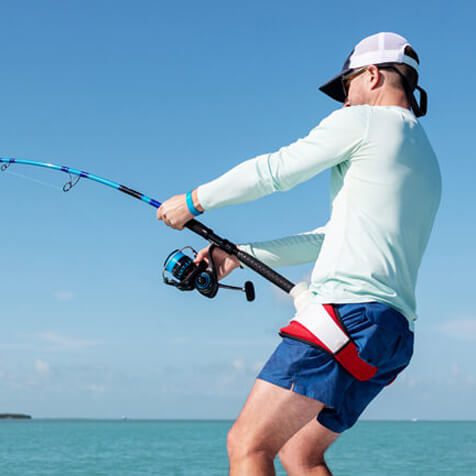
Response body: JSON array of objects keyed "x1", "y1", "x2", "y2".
[{"x1": 0, "y1": 158, "x2": 296, "y2": 302}]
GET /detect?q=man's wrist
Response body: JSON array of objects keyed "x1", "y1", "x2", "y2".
[{"x1": 192, "y1": 189, "x2": 205, "y2": 213}]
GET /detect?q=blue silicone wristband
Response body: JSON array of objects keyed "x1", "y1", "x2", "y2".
[{"x1": 186, "y1": 191, "x2": 203, "y2": 217}]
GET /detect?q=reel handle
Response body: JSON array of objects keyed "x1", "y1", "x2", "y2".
[{"x1": 218, "y1": 281, "x2": 255, "y2": 302}]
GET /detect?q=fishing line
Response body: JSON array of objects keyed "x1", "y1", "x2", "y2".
[
  {"x1": 0, "y1": 157, "x2": 296, "y2": 301},
  {"x1": 2, "y1": 169, "x2": 63, "y2": 192}
]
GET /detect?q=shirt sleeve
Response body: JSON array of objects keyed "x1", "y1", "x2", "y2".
[
  {"x1": 197, "y1": 106, "x2": 369, "y2": 210},
  {"x1": 237, "y1": 225, "x2": 326, "y2": 268}
]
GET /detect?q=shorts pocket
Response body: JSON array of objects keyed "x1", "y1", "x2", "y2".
[{"x1": 354, "y1": 323, "x2": 398, "y2": 366}]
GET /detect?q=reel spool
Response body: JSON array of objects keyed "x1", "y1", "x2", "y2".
[{"x1": 162, "y1": 245, "x2": 255, "y2": 301}]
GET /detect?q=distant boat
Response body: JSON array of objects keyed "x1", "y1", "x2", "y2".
[
  {"x1": 0, "y1": 413, "x2": 32, "y2": 420},
  {"x1": 411, "y1": 418, "x2": 418, "y2": 422}
]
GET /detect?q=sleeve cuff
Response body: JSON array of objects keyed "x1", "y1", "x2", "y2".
[{"x1": 196, "y1": 184, "x2": 211, "y2": 211}]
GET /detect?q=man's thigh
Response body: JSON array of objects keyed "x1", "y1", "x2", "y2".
[
  {"x1": 229, "y1": 378, "x2": 325, "y2": 456},
  {"x1": 278, "y1": 416, "x2": 339, "y2": 471}
]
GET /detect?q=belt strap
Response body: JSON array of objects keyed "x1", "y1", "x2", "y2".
[{"x1": 279, "y1": 302, "x2": 378, "y2": 381}]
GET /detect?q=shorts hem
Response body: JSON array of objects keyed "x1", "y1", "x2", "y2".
[
  {"x1": 317, "y1": 413, "x2": 347, "y2": 434},
  {"x1": 256, "y1": 375, "x2": 334, "y2": 409},
  {"x1": 256, "y1": 376, "x2": 344, "y2": 433}
]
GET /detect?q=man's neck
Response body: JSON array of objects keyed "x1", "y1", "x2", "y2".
[{"x1": 371, "y1": 90, "x2": 411, "y2": 110}]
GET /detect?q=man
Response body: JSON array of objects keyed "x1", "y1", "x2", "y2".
[{"x1": 157, "y1": 32, "x2": 441, "y2": 476}]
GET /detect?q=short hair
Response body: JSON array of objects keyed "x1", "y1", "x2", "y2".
[{"x1": 381, "y1": 45, "x2": 419, "y2": 93}]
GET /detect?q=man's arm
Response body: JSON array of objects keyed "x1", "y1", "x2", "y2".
[
  {"x1": 237, "y1": 226, "x2": 326, "y2": 268},
  {"x1": 196, "y1": 106, "x2": 369, "y2": 210},
  {"x1": 157, "y1": 106, "x2": 369, "y2": 229}
]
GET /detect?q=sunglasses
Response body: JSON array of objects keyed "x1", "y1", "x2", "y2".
[{"x1": 341, "y1": 67, "x2": 368, "y2": 97}]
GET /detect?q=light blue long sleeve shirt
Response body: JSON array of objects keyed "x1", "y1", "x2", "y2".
[{"x1": 197, "y1": 105, "x2": 442, "y2": 325}]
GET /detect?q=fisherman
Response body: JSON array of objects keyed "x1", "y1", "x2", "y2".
[{"x1": 157, "y1": 32, "x2": 441, "y2": 476}]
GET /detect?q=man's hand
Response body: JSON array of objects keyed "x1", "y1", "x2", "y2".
[
  {"x1": 194, "y1": 245, "x2": 241, "y2": 281},
  {"x1": 156, "y1": 194, "x2": 192, "y2": 230},
  {"x1": 157, "y1": 190, "x2": 204, "y2": 230}
]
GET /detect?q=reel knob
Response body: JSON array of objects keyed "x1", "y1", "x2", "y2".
[{"x1": 244, "y1": 281, "x2": 255, "y2": 302}]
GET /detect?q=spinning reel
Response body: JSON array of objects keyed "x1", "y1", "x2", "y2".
[{"x1": 162, "y1": 244, "x2": 255, "y2": 301}]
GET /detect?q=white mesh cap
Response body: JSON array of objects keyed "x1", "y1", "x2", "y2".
[
  {"x1": 319, "y1": 32, "x2": 426, "y2": 116},
  {"x1": 344, "y1": 32, "x2": 419, "y2": 72}
]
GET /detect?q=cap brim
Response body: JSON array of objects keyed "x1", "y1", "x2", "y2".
[{"x1": 318, "y1": 68, "x2": 352, "y2": 103}]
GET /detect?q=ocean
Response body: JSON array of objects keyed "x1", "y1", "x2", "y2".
[{"x1": 0, "y1": 420, "x2": 474, "y2": 475}]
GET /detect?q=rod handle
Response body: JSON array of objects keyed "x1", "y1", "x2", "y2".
[{"x1": 235, "y1": 250, "x2": 294, "y2": 294}]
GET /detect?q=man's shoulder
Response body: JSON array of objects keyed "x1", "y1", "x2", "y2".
[
  {"x1": 317, "y1": 105, "x2": 369, "y2": 128},
  {"x1": 310, "y1": 105, "x2": 369, "y2": 139},
  {"x1": 326, "y1": 104, "x2": 369, "y2": 118}
]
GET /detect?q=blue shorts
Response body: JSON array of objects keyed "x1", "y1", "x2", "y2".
[{"x1": 257, "y1": 302, "x2": 414, "y2": 433}]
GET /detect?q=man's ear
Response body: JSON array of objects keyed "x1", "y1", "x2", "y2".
[{"x1": 367, "y1": 64, "x2": 383, "y2": 90}]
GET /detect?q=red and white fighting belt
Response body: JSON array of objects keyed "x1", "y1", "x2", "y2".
[{"x1": 279, "y1": 283, "x2": 378, "y2": 382}]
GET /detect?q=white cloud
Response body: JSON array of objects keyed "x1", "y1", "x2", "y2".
[
  {"x1": 232, "y1": 359, "x2": 245, "y2": 372},
  {"x1": 38, "y1": 331, "x2": 98, "y2": 351},
  {"x1": 86, "y1": 384, "x2": 106, "y2": 395},
  {"x1": 438, "y1": 318, "x2": 476, "y2": 341},
  {"x1": 197, "y1": 337, "x2": 279, "y2": 347},
  {"x1": 35, "y1": 359, "x2": 50, "y2": 376},
  {"x1": 54, "y1": 291, "x2": 74, "y2": 302},
  {"x1": 252, "y1": 361, "x2": 265, "y2": 373},
  {"x1": 450, "y1": 363, "x2": 462, "y2": 377},
  {"x1": 230, "y1": 358, "x2": 267, "y2": 375}
]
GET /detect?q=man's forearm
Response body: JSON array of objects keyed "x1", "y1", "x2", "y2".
[{"x1": 238, "y1": 227, "x2": 326, "y2": 268}]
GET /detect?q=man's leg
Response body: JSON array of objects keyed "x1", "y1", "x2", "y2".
[
  {"x1": 278, "y1": 418, "x2": 339, "y2": 476},
  {"x1": 227, "y1": 378, "x2": 325, "y2": 476}
]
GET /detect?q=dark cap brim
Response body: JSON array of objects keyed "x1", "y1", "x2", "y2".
[{"x1": 318, "y1": 68, "x2": 352, "y2": 103}]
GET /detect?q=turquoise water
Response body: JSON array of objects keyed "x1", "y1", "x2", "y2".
[{"x1": 0, "y1": 420, "x2": 475, "y2": 475}]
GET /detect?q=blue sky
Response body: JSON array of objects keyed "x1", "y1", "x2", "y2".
[{"x1": 0, "y1": 0, "x2": 475, "y2": 420}]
